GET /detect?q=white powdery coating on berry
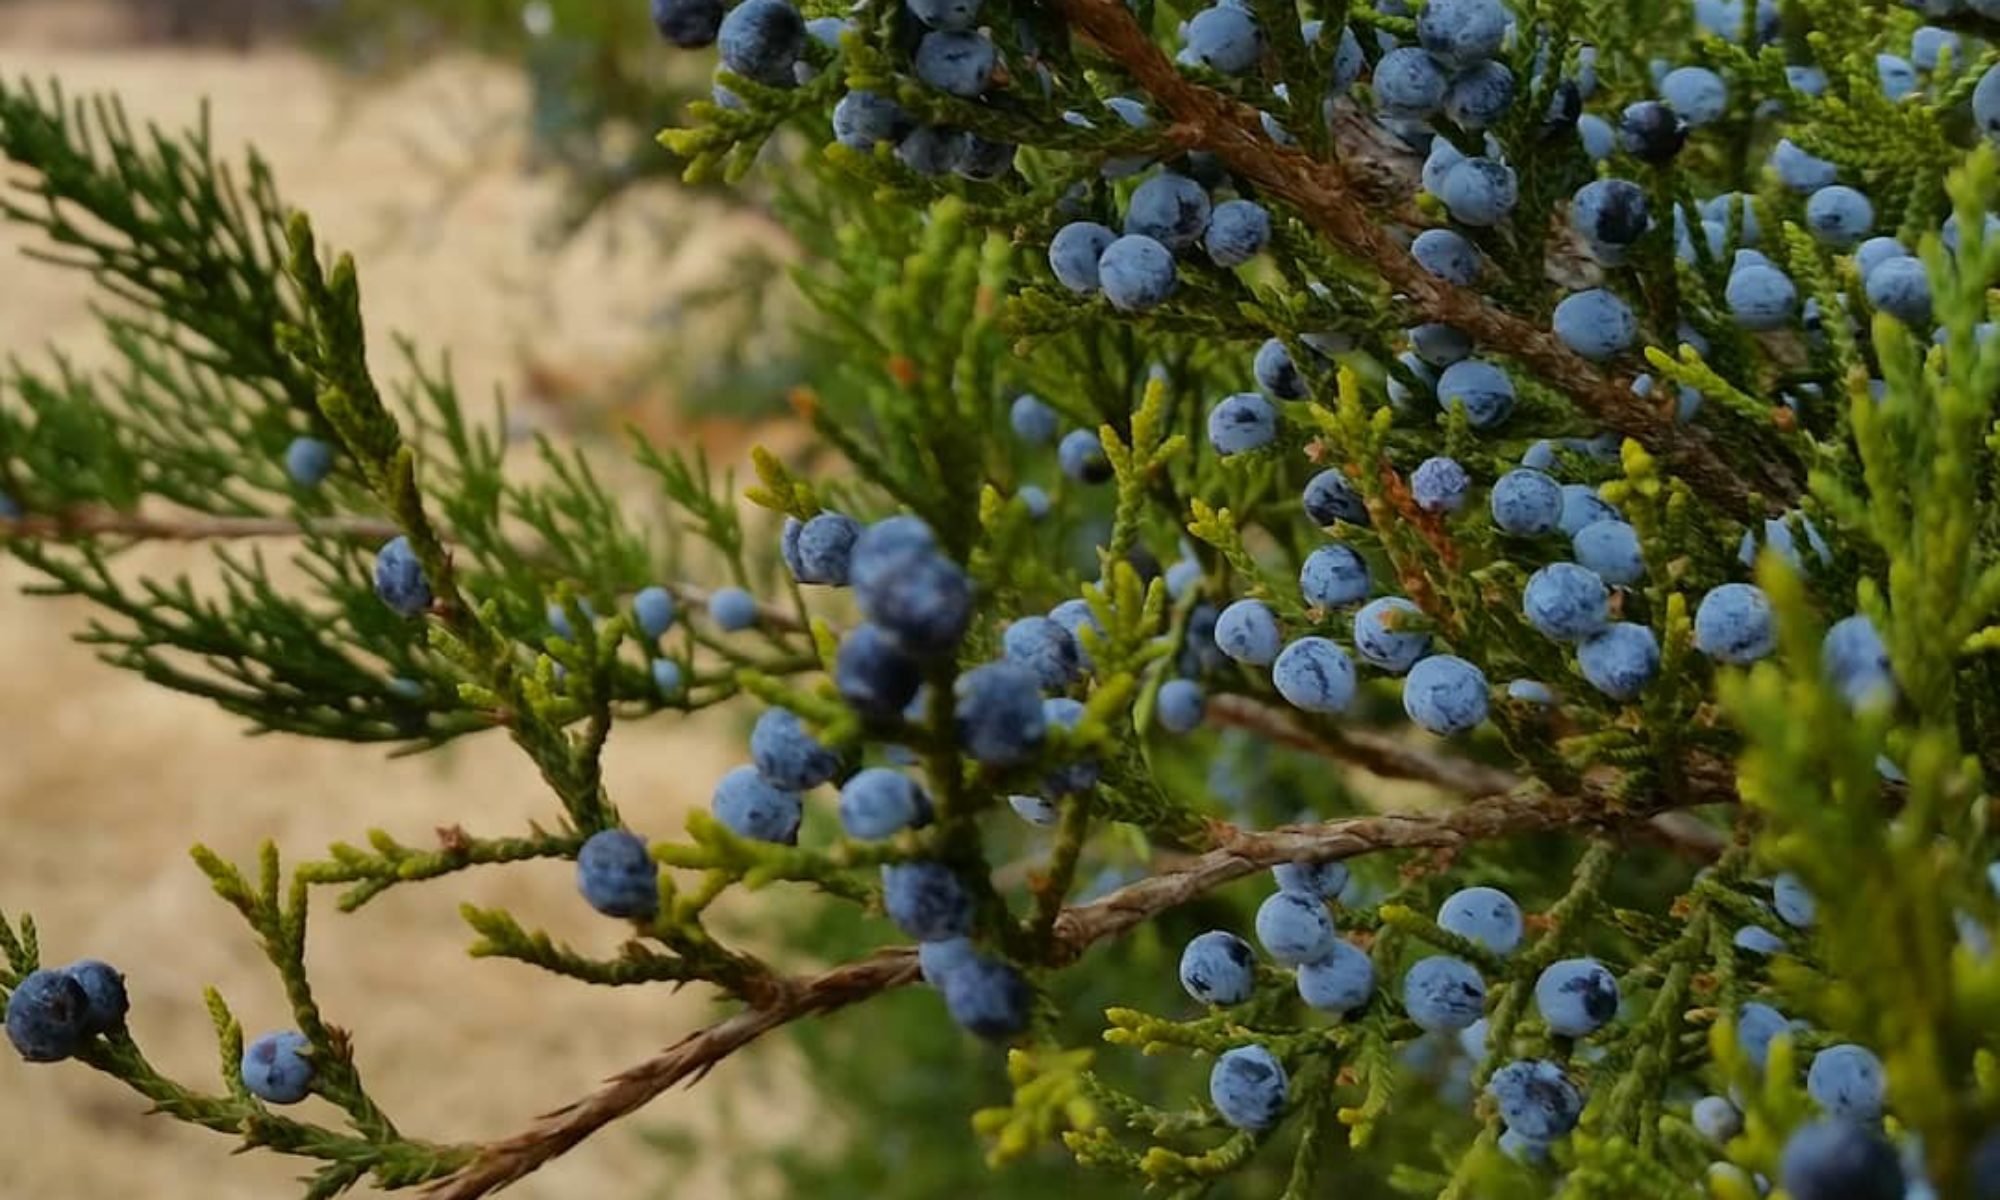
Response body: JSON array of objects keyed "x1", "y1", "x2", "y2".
[
  {"x1": 1297, "y1": 940, "x2": 1375, "y2": 1013},
  {"x1": 1437, "y1": 886, "x2": 1523, "y2": 954},
  {"x1": 1552, "y1": 289, "x2": 1637, "y2": 361},
  {"x1": 1299, "y1": 543, "x2": 1371, "y2": 608},
  {"x1": 1254, "y1": 889, "x2": 1337, "y2": 965},
  {"x1": 1353, "y1": 596, "x2": 1431, "y2": 674},
  {"x1": 1402, "y1": 654, "x2": 1489, "y2": 734},
  {"x1": 1209, "y1": 1044, "x2": 1290, "y2": 1130},
  {"x1": 1403, "y1": 955, "x2": 1487, "y2": 1032},
  {"x1": 1533, "y1": 957, "x2": 1620, "y2": 1036},
  {"x1": 1577, "y1": 621, "x2": 1660, "y2": 700}
]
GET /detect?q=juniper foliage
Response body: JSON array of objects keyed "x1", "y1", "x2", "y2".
[{"x1": 7, "y1": 0, "x2": 2000, "y2": 1196}]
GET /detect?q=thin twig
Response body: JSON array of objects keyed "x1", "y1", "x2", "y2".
[
  {"x1": 0, "y1": 507, "x2": 806, "y2": 633},
  {"x1": 1043, "y1": 0, "x2": 1794, "y2": 518},
  {"x1": 1203, "y1": 694, "x2": 1728, "y2": 859},
  {"x1": 425, "y1": 771, "x2": 1735, "y2": 1198}
]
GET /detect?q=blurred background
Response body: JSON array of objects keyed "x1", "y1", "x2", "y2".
[{"x1": 0, "y1": 1, "x2": 821, "y2": 1194}]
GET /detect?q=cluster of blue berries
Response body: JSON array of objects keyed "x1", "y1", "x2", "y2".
[{"x1": 1048, "y1": 173, "x2": 1273, "y2": 312}]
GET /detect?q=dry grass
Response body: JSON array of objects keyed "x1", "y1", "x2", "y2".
[{"x1": 0, "y1": 7, "x2": 806, "y2": 1195}]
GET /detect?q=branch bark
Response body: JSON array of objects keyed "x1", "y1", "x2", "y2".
[
  {"x1": 425, "y1": 768, "x2": 1735, "y2": 1198},
  {"x1": 1045, "y1": 0, "x2": 1794, "y2": 518}
]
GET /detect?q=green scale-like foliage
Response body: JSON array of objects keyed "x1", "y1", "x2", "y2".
[{"x1": 8, "y1": 0, "x2": 2000, "y2": 1196}]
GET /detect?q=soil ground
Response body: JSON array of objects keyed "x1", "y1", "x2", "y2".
[{"x1": 0, "y1": 5, "x2": 797, "y2": 1195}]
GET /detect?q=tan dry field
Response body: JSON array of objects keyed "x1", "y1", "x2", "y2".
[{"x1": 0, "y1": 7, "x2": 802, "y2": 1197}]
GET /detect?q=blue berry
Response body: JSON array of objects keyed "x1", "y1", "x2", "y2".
[
  {"x1": 1694, "y1": 583, "x2": 1775, "y2": 664},
  {"x1": 1412, "y1": 228, "x2": 1481, "y2": 285},
  {"x1": 1049, "y1": 598, "x2": 1106, "y2": 667},
  {"x1": 1156, "y1": 679, "x2": 1206, "y2": 733},
  {"x1": 1409, "y1": 322, "x2": 1472, "y2": 367},
  {"x1": 1097, "y1": 235, "x2": 1177, "y2": 311},
  {"x1": 1273, "y1": 860, "x2": 1349, "y2": 898},
  {"x1": 857, "y1": 551, "x2": 973, "y2": 655},
  {"x1": 708, "y1": 586, "x2": 758, "y2": 631},
  {"x1": 883, "y1": 861, "x2": 973, "y2": 942},
  {"x1": 832, "y1": 89, "x2": 911, "y2": 150},
  {"x1": 1431, "y1": 359, "x2": 1514, "y2": 428},
  {"x1": 1256, "y1": 890, "x2": 1336, "y2": 965},
  {"x1": 1694, "y1": 0, "x2": 1777, "y2": 41},
  {"x1": 1772, "y1": 137, "x2": 1837, "y2": 192},
  {"x1": 718, "y1": 0, "x2": 804, "y2": 86},
  {"x1": 4, "y1": 969, "x2": 89, "y2": 1062},
  {"x1": 1017, "y1": 485, "x2": 1051, "y2": 519},
  {"x1": 954, "y1": 662, "x2": 1048, "y2": 765},
  {"x1": 1701, "y1": 191, "x2": 1761, "y2": 243},
  {"x1": 1507, "y1": 679, "x2": 1555, "y2": 705},
  {"x1": 1773, "y1": 872, "x2": 1815, "y2": 928},
  {"x1": 1297, "y1": 940, "x2": 1374, "y2": 1013},
  {"x1": 1727, "y1": 924, "x2": 1781, "y2": 954},
  {"x1": 1421, "y1": 137, "x2": 1464, "y2": 196},
  {"x1": 1204, "y1": 199, "x2": 1270, "y2": 267},
  {"x1": 918, "y1": 937, "x2": 976, "y2": 986},
  {"x1": 651, "y1": 658, "x2": 684, "y2": 698},
  {"x1": 652, "y1": 0, "x2": 725, "y2": 47},
  {"x1": 576, "y1": 829, "x2": 658, "y2": 918},
  {"x1": 1444, "y1": 61, "x2": 1515, "y2": 129},
  {"x1": 1618, "y1": 100, "x2": 1687, "y2": 162},
  {"x1": 373, "y1": 536, "x2": 431, "y2": 618},
  {"x1": 1049, "y1": 221, "x2": 1116, "y2": 294},
  {"x1": 1403, "y1": 955, "x2": 1487, "y2": 1032},
  {"x1": 1166, "y1": 558, "x2": 1203, "y2": 601},
  {"x1": 1209, "y1": 1044, "x2": 1289, "y2": 1130},
  {"x1": 1254, "y1": 338, "x2": 1307, "y2": 399},
  {"x1": 1786, "y1": 64, "x2": 1828, "y2": 95},
  {"x1": 1125, "y1": 173, "x2": 1213, "y2": 252},
  {"x1": 914, "y1": 30, "x2": 995, "y2": 97},
  {"x1": 1185, "y1": 5, "x2": 1262, "y2": 73},
  {"x1": 1003, "y1": 616, "x2": 1082, "y2": 690},
  {"x1": 1273, "y1": 637, "x2": 1357, "y2": 713},
  {"x1": 1180, "y1": 930, "x2": 1257, "y2": 1004},
  {"x1": 1553, "y1": 289, "x2": 1637, "y2": 361},
  {"x1": 1055, "y1": 429, "x2": 1113, "y2": 486},
  {"x1": 1570, "y1": 180, "x2": 1651, "y2": 260},
  {"x1": 834, "y1": 624, "x2": 921, "y2": 720},
  {"x1": 938, "y1": 953, "x2": 1032, "y2": 1039},
  {"x1": 1300, "y1": 543, "x2": 1370, "y2": 608},
  {"x1": 1534, "y1": 957, "x2": 1619, "y2": 1036},
  {"x1": 1374, "y1": 47, "x2": 1449, "y2": 117},
  {"x1": 1410, "y1": 456, "x2": 1470, "y2": 514},
  {"x1": 1692, "y1": 1095, "x2": 1742, "y2": 1143},
  {"x1": 1491, "y1": 468, "x2": 1561, "y2": 536},
  {"x1": 1805, "y1": 185, "x2": 1874, "y2": 248},
  {"x1": 1865, "y1": 255, "x2": 1932, "y2": 325},
  {"x1": 1578, "y1": 621, "x2": 1660, "y2": 700},
  {"x1": 1416, "y1": 0, "x2": 1506, "y2": 66},
  {"x1": 1577, "y1": 112, "x2": 1614, "y2": 160},
  {"x1": 1498, "y1": 1129, "x2": 1549, "y2": 1163},
  {"x1": 1403, "y1": 654, "x2": 1488, "y2": 734},
  {"x1": 1572, "y1": 520, "x2": 1644, "y2": 585},
  {"x1": 1523, "y1": 562, "x2": 1610, "y2": 641},
  {"x1": 907, "y1": 0, "x2": 981, "y2": 32},
  {"x1": 1438, "y1": 157, "x2": 1518, "y2": 226},
  {"x1": 284, "y1": 436, "x2": 334, "y2": 487},
  {"x1": 1823, "y1": 614, "x2": 1894, "y2": 708},
  {"x1": 1354, "y1": 596, "x2": 1430, "y2": 674},
  {"x1": 1008, "y1": 793, "x2": 1058, "y2": 826},
  {"x1": 1303, "y1": 468, "x2": 1368, "y2": 527},
  {"x1": 1855, "y1": 235, "x2": 1910, "y2": 280},
  {"x1": 1878, "y1": 52, "x2": 1919, "y2": 99},
  {"x1": 896, "y1": 125, "x2": 959, "y2": 176},
  {"x1": 805, "y1": 15, "x2": 852, "y2": 46},
  {"x1": 1661, "y1": 65, "x2": 1727, "y2": 125},
  {"x1": 1438, "y1": 886, "x2": 1523, "y2": 954},
  {"x1": 63, "y1": 960, "x2": 128, "y2": 1035},
  {"x1": 633, "y1": 586, "x2": 676, "y2": 639},
  {"x1": 951, "y1": 132, "x2": 1016, "y2": 181},
  {"x1": 241, "y1": 1031, "x2": 314, "y2": 1105},
  {"x1": 1807, "y1": 1043, "x2": 1886, "y2": 1121},
  {"x1": 751, "y1": 708, "x2": 841, "y2": 790},
  {"x1": 1977, "y1": 64, "x2": 2000, "y2": 141},
  {"x1": 1214, "y1": 598, "x2": 1283, "y2": 665},
  {"x1": 1736, "y1": 1000, "x2": 1792, "y2": 1068},
  {"x1": 834, "y1": 768, "x2": 922, "y2": 839},
  {"x1": 1726, "y1": 262, "x2": 1798, "y2": 331},
  {"x1": 1039, "y1": 696, "x2": 1099, "y2": 794},
  {"x1": 1780, "y1": 1120, "x2": 1905, "y2": 1200},
  {"x1": 793, "y1": 512, "x2": 860, "y2": 585},
  {"x1": 1208, "y1": 392, "x2": 1279, "y2": 455},
  {"x1": 713, "y1": 765, "x2": 803, "y2": 844},
  {"x1": 1913, "y1": 24, "x2": 1960, "y2": 70},
  {"x1": 1487, "y1": 1060, "x2": 1583, "y2": 1141}
]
